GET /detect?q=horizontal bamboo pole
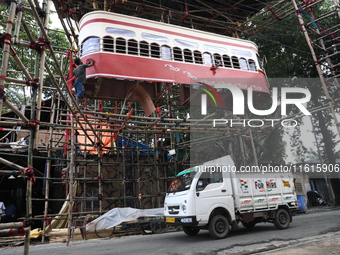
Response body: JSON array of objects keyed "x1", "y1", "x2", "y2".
[
  {"x1": 0, "y1": 221, "x2": 26, "y2": 230},
  {"x1": 0, "y1": 228, "x2": 29, "y2": 236}
]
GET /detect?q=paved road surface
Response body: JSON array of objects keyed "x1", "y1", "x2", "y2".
[{"x1": 1, "y1": 209, "x2": 339, "y2": 255}]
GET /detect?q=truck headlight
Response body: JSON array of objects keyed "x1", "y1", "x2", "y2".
[{"x1": 182, "y1": 205, "x2": 187, "y2": 213}]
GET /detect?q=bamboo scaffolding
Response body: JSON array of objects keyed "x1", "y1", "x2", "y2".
[{"x1": 1, "y1": 0, "x2": 339, "y2": 248}]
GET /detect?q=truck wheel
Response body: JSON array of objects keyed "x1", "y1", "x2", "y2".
[
  {"x1": 209, "y1": 215, "x2": 229, "y2": 239},
  {"x1": 274, "y1": 209, "x2": 290, "y2": 230},
  {"x1": 242, "y1": 221, "x2": 256, "y2": 229},
  {"x1": 183, "y1": 226, "x2": 200, "y2": 236}
]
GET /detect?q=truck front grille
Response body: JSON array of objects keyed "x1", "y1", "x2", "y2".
[{"x1": 168, "y1": 205, "x2": 180, "y2": 215}]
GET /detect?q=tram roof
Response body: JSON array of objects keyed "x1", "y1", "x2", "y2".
[{"x1": 52, "y1": 0, "x2": 271, "y2": 36}]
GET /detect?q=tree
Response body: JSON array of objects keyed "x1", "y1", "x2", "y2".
[
  {"x1": 247, "y1": 2, "x2": 339, "y2": 164},
  {"x1": 0, "y1": 3, "x2": 69, "y2": 108}
]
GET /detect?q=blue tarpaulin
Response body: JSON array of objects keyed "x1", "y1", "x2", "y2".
[{"x1": 116, "y1": 136, "x2": 171, "y2": 160}]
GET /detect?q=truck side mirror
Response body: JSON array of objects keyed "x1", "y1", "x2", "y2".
[{"x1": 196, "y1": 180, "x2": 204, "y2": 191}]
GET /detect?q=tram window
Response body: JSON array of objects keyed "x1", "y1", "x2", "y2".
[
  {"x1": 256, "y1": 53, "x2": 264, "y2": 70},
  {"x1": 161, "y1": 45, "x2": 172, "y2": 60},
  {"x1": 116, "y1": 37, "x2": 126, "y2": 54},
  {"x1": 103, "y1": 36, "x2": 114, "y2": 52},
  {"x1": 194, "y1": 51, "x2": 203, "y2": 64},
  {"x1": 249, "y1": 59, "x2": 257, "y2": 71},
  {"x1": 184, "y1": 49, "x2": 193, "y2": 63},
  {"x1": 232, "y1": 56, "x2": 240, "y2": 69},
  {"x1": 203, "y1": 52, "x2": 213, "y2": 66},
  {"x1": 81, "y1": 37, "x2": 100, "y2": 56},
  {"x1": 231, "y1": 49, "x2": 252, "y2": 57},
  {"x1": 173, "y1": 47, "x2": 183, "y2": 61},
  {"x1": 213, "y1": 53, "x2": 222, "y2": 67},
  {"x1": 223, "y1": 55, "x2": 232, "y2": 68},
  {"x1": 151, "y1": 43, "x2": 160, "y2": 58},
  {"x1": 174, "y1": 39, "x2": 198, "y2": 48},
  {"x1": 204, "y1": 45, "x2": 227, "y2": 53},
  {"x1": 128, "y1": 39, "x2": 138, "y2": 55},
  {"x1": 240, "y1": 58, "x2": 249, "y2": 70},
  {"x1": 140, "y1": 41, "x2": 149, "y2": 57},
  {"x1": 142, "y1": 32, "x2": 169, "y2": 43},
  {"x1": 106, "y1": 27, "x2": 136, "y2": 37}
]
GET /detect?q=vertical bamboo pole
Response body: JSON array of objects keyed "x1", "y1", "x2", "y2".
[
  {"x1": 0, "y1": 1, "x2": 17, "y2": 118},
  {"x1": 83, "y1": 149, "x2": 87, "y2": 212},
  {"x1": 98, "y1": 131, "x2": 103, "y2": 214},
  {"x1": 13, "y1": 0, "x2": 24, "y2": 44},
  {"x1": 154, "y1": 132, "x2": 160, "y2": 208},
  {"x1": 41, "y1": 95, "x2": 56, "y2": 243},
  {"x1": 34, "y1": 0, "x2": 51, "y2": 148},
  {"x1": 66, "y1": 104, "x2": 75, "y2": 246},
  {"x1": 122, "y1": 132, "x2": 126, "y2": 207},
  {"x1": 137, "y1": 132, "x2": 142, "y2": 208}
]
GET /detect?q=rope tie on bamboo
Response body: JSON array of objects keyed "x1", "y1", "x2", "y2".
[
  {"x1": 0, "y1": 86, "x2": 6, "y2": 100},
  {"x1": 105, "y1": 112, "x2": 111, "y2": 121},
  {"x1": 44, "y1": 217, "x2": 52, "y2": 226},
  {"x1": 16, "y1": 3, "x2": 24, "y2": 13},
  {"x1": 8, "y1": 227, "x2": 25, "y2": 236},
  {"x1": 25, "y1": 167, "x2": 36, "y2": 185},
  {"x1": 267, "y1": 7, "x2": 281, "y2": 20},
  {"x1": 36, "y1": 7, "x2": 46, "y2": 18},
  {"x1": 314, "y1": 58, "x2": 322, "y2": 66},
  {"x1": 28, "y1": 119, "x2": 40, "y2": 129},
  {"x1": 25, "y1": 78, "x2": 39, "y2": 88},
  {"x1": 0, "y1": 33, "x2": 12, "y2": 48},
  {"x1": 29, "y1": 38, "x2": 50, "y2": 52}
]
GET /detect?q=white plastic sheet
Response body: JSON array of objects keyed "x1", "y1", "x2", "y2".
[{"x1": 86, "y1": 207, "x2": 164, "y2": 232}]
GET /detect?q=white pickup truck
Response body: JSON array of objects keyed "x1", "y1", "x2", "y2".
[{"x1": 164, "y1": 156, "x2": 298, "y2": 239}]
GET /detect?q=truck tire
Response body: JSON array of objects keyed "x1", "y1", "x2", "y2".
[
  {"x1": 242, "y1": 221, "x2": 256, "y2": 229},
  {"x1": 274, "y1": 208, "x2": 290, "y2": 230},
  {"x1": 183, "y1": 226, "x2": 200, "y2": 236},
  {"x1": 209, "y1": 215, "x2": 229, "y2": 239}
]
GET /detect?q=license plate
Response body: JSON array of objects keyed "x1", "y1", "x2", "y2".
[
  {"x1": 166, "y1": 217, "x2": 175, "y2": 223},
  {"x1": 180, "y1": 218, "x2": 192, "y2": 223}
]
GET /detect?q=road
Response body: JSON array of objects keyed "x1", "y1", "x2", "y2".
[{"x1": 1, "y1": 209, "x2": 340, "y2": 255}]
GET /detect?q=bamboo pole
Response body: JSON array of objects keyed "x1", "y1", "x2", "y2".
[
  {"x1": 0, "y1": 1, "x2": 17, "y2": 118},
  {"x1": 24, "y1": 0, "x2": 49, "y2": 252},
  {"x1": 0, "y1": 157, "x2": 25, "y2": 171},
  {"x1": 66, "y1": 96, "x2": 76, "y2": 246},
  {"x1": 0, "y1": 228, "x2": 29, "y2": 236},
  {"x1": 34, "y1": 0, "x2": 51, "y2": 149},
  {"x1": 41, "y1": 95, "x2": 56, "y2": 242},
  {"x1": 98, "y1": 131, "x2": 103, "y2": 214},
  {"x1": 13, "y1": 0, "x2": 24, "y2": 45},
  {"x1": 0, "y1": 221, "x2": 28, "y2": 230},
  {"x1": 291, "y1": 0, "x2": 340, "y2": 138}
]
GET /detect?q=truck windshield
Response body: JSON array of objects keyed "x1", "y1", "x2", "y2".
[{"x1": 167, "y1": 167, "x2": 198, "y2": 193}]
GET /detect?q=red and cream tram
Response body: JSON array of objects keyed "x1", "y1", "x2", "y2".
[{"x1": 78, "y1": 11, "x2": 270, "y2": 112}]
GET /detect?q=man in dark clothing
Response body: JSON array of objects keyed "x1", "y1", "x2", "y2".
[
  {"x1": 5, "y1": 200, "x2": 16, "y2": 222},
  {"x1": 73, "y1": 57, "x2": 95, "y2": 105}
]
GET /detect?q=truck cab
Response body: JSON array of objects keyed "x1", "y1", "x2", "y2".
[
  {"x1": 164, "y1": 156, "x2": 298, "y2": 239},
  {"x1": 165, "y1": 165, "x2": 236, "y2": 238}
]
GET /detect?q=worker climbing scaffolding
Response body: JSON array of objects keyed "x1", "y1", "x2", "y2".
[{"x1": 71, "y1": 57, "x2": 95, "y2": 107}]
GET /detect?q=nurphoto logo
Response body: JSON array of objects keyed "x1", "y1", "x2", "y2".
[{"x1": 199, "y1": 82, "x2": 311, "y2": 128}]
